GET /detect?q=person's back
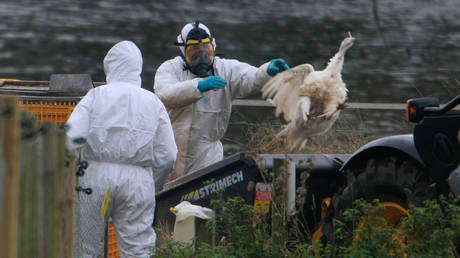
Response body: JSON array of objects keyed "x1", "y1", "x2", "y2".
[
  {"x1": 79, "y1": 83, "x2": 168, "y2": 167},
  {"x1": 67, "y1": 40, "x2": 177, "y2": 257}
]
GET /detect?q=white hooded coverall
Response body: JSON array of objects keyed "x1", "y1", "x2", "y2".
[
  {"x1": 154, "y1": 56, "x2": 270, "y2": 180},
  {"x1": 66, "y1": 41, "x2": 177, "y2": 257}
]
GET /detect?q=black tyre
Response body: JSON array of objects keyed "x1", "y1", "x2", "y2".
[{"x1": 319, "y1": 154, "x2": 437, "y2": 244}]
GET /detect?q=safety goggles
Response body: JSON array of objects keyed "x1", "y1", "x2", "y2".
[
  {"x1": 186, "y1": 37, "x2": 211, "y2": 45},
  {"x1": 185, "y1": 40, "x2": 214, "y2": 64}
]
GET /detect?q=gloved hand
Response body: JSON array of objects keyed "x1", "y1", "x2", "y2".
[
  {"x1": 197, "y1": 76, "x2": 227, "y2": 93},
  {"x1": 266, "y1": 58, "x2": 290, "y2": 76}
]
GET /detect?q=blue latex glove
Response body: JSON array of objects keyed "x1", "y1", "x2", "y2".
[
  {"x1": 197, "y1": 76, "x2": 227, "y2": 93},
  {"x1": 266, "y1": 58, "x2": 290, "y2": 76}
]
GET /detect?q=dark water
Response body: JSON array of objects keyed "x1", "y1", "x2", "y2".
[{"x1": 1, "y1": 0, "x2": 460, "y2": 152}]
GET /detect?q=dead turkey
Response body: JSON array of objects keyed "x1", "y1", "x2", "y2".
[{"x1": 262, "y1": 34, "x2": 355, "y2": 153}]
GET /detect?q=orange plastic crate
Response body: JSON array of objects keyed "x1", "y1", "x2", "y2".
[
  {"x1": 108, "y1": 222, "x2": 121, "y2": 258},
  {"x1": 18, "y1": 99, "x2": 77, "y2": 125}
]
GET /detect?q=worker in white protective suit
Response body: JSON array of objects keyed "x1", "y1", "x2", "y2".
[
  {"x1": 66, "y1": 40, "x2": 177, "y2": 258},
  {"x1": 154, "y1": 21, "x2": 290, "y2": 181}
]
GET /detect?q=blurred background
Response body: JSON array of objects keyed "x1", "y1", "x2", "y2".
[{"x1": 1, "y1": 0, "x2": 460, "y2": 153}]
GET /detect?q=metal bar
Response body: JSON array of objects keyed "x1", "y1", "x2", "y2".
[
  {"x1": 424, "y1": 95, "x2": 460, "y2": 115},
  {"x1": 347, "y1": 102, "x2": 406, "y2": 110},
  {"x1": 232, "y1": 99, "x2": 460, "y2": 111},
  {"x1": 231, "y1": 99, "x2": 408, "y2": 110},
  {"x1": 232, "y1": 99, "x2": 276, "y2": 107}
]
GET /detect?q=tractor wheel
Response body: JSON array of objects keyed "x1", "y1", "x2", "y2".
[{"x1": 316, "y1": 154, "x2": 437, "y2": 244}]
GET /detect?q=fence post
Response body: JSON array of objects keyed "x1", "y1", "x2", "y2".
[
  {"x1": 42, "y1": 121, "x2": 61, "y2": 258},
  {"x1": 0, "y1": 97, "x2": 20, "y2": 258},
  {"x1": 18, "y1": 110, "x2": 40, "y2": 258},
  {"x1": 58, "y1": 128, "x2": 75, "y2": 258}
]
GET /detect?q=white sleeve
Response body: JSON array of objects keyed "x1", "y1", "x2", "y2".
[
  {"x1": 219, "y1": 59, "x2": 271, "y2": 99},
  {"x1": 151, "y1": 101, "x2": 178, "y2": 190},
  {"x1": 65, "y1": 89, "x2": 95, "y2": 154},
  {"x1": 154, "y1": 59, "x2": 203, "y2": 109}
]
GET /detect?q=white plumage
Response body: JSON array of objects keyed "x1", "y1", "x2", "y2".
[
  {"x1": 262, "y1": 34, "x2": 355, "y2": 153},
  {"x1": 169, "y1": 201, "x2": 214, "y2": 222}
]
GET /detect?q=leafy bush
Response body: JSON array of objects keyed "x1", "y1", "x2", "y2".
[
  {"x1": 333, "y1": 197, "x2": 460, "y2": 257},
  {"x1": 156, "y1": 195, "x2": 316, "y2": 257},
  {"x1": 156, "y1": 195, "x2": 460, "y2": 257},
  {"x1": 335, "y1": 199, "x2": 406, "y2": 258},
  {"x1": 401, "y1": 196, "x2": 460, "y2": 258}
]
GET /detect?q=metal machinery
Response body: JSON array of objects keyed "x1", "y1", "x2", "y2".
[{"x1": 155, "y1": 95, "x2": 460, "y2": 245}]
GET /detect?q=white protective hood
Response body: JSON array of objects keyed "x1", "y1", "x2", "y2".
[
  {"x1": 176, "y1": 22, "x2": 216, "y2": 57},
  {"x1": 104, "y1": 40, "x2": 143, "y2": 86},
  {"x1": 67, "y1": 40, "x2": 177, "y2": 181}
]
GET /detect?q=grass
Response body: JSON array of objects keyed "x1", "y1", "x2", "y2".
[{"x1": 238, "y1": 119, "x2": 376, "y2": 155}]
